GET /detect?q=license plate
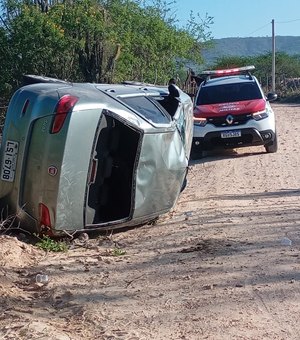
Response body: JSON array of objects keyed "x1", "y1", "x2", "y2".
[
  {"x1": 1, "y1": 140, "x2": 19, "y2": 182},
  {"x1": 221, "y1": 130, "x2": 241, "y2": 138}
]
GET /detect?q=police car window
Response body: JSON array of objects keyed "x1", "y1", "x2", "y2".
[
  {"x1": 197, "y1": 83, "x2": 263, "y2": 105},
  {"x1": 120, "y1": 96, "x2": 170, "y2": 124}
]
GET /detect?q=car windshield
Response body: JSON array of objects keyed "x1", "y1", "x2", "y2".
[{"x1": 196, "y1": 82, "x2": 263, "y2": 105}]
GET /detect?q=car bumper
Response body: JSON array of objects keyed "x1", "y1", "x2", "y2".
[
  {"x1": 193, "y1": 111, "x2": 276, "y2": 150},
  {"x1": 192, "y1": 128, "x2": 276, "y2": 151}
]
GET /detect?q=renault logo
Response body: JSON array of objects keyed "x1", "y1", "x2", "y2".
[{"x1": 226, "y1": 115, "x2": 234, "y2": 125}]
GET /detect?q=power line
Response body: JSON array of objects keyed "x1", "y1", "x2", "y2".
[
  {"x1": 277, "y1": 18, "x2": 300, "y2": 24},
  {"x1": 247, "y1": 18, "x2": 300, "y2": 36},
  {"x1": 247, "y1": 22, "x2": 270, "y2": 36}
]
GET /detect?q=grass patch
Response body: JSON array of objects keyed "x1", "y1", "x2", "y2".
[
  {"x1": 112, "y1": 248, "x2": 126, "y2": 256},
  {"x1": 36, "y1": 235, "x2": 68, "y2": 252}
]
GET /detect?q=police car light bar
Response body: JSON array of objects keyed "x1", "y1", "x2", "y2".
[{"x1": 201, "y1": 65, "x2": 255, "y2": 76}]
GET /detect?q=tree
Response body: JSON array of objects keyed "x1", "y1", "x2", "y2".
[
  {"x1": 0, "y1": 0, "x2": 214, "y2": 98},
  {"x1": 211, "y1": 53, "x2": 300, "y2": 95},
  {"x1": 0, "y1": 26, "x2": 12, "y2": 100}
]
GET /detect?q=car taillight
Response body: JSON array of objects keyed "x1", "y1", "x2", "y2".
[
  {"x1": 39, "y1": 203, "x2": 51, "y2": 227},
  {"x1": 51, "y1": 95, "x2": 78, "y2": 134}
]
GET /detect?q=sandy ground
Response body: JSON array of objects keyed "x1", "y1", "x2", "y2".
[{"x1": 0, "y1": 103, "x2": 300, "y2": 340}]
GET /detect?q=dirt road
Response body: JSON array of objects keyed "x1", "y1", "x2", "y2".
[{"x1": 1, "y1": 103, "x2": 300, "y2": 340}]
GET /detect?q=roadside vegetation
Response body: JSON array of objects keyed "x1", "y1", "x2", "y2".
[
  {"x1": 0, "y1": 0, "x2": 212, "y2": 101},
  {"x1": 35, "y1": 235, "x2": 68, "y2": 252},
  {"x1": 210, "y1": 53, "x2": 300, "y2": 101},
  {"x1": 1, "y1": 0, "x2": 300, "y2": 112}
]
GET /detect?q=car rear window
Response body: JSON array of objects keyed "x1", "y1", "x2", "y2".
[
  {"x1": 120, "y1": 96, "x2": 170, "y2": 124},
  {"x1": 196, "y1": 82, "x2": 263, "y2": 105}
]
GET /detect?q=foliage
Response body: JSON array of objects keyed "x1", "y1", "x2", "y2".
[
  {"x1": 0, "y1": 0, "x2": 213, "y2": 101},
  {"x1": 210, "y1": 55, "x2": 253, "y2": 70},
  {"x1": 210, "y1": 53, "x2": 300, "y2": 97},
  {"x1": 36, "y1": 235, "x2": 68, "y2": 252},
  {"x1": 203, "y1": 37, "x2": 300, "y2": 64},
  {"x1": 211, "y1": 52, "x2": 300, "y2": 78},
  {"x1": 0, "y1": 26, "x2": 13, "y2": 100},
  {"x1": 112, "y1": 248, "x2": 126, "y2": 256}
]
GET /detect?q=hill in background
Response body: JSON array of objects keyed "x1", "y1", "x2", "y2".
[{"x1": 202, "y1": 36, "x2": 300, "y2": 65}]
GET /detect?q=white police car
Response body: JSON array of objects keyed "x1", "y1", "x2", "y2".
[{"x1": 192, "y1": 66, "x2": 278, "y2": 159}]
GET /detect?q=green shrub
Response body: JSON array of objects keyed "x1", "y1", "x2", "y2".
[{"x1": 36, "y1": 235, "x2": 68, "y2": 252}]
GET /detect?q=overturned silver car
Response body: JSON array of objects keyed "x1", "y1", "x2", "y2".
[{"x1": 0, "y1": 76, "x2": 193, "y2": 236}]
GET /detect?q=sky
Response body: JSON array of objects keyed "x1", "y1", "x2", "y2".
[{"x1": 174, "y1": 0, "x2": 300, "y2": 39}]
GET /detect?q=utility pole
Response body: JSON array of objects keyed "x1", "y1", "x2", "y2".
[{"x1": 271, "y1": 19, "x2": 276, "y2": 92}]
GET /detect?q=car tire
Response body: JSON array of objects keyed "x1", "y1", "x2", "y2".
[{"x1": 265, "y1": 133, "x2": 278, "y2": 153}]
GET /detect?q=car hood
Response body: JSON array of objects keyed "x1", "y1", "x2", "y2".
[{"x1": 194, "y1": 99, "x2": 266, "y2": 118}]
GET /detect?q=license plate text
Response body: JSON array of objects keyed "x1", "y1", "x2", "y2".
[
  {"x1": 221, "y1": 130, "x2": 241, "y2": 138},
  {"x1": 1, "y1": 140, "x2": 19, "y2": 182}
]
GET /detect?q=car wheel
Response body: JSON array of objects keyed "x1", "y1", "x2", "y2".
[{"x1": 265, "y1": 133, "x2": 278, "y2": 153}]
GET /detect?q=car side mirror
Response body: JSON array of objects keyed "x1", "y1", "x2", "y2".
[{"x1": 267, "y1": 92, "x2": 278, "y2": 102}]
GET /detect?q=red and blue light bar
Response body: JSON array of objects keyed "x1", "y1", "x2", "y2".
[{"x1": 201, "y1": 65, "x2": 255, "y2": 77}]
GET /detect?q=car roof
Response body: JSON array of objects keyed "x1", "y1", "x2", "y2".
[
  {"x1": 95, "y1": 83, "x2": 169, "y2": 97},
  {"x1": 202, "y1": 75, "x2": 257, "y2": 87},
  {"x1": 22, "y1": 75, "x2": 170, "y2": 98}
]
